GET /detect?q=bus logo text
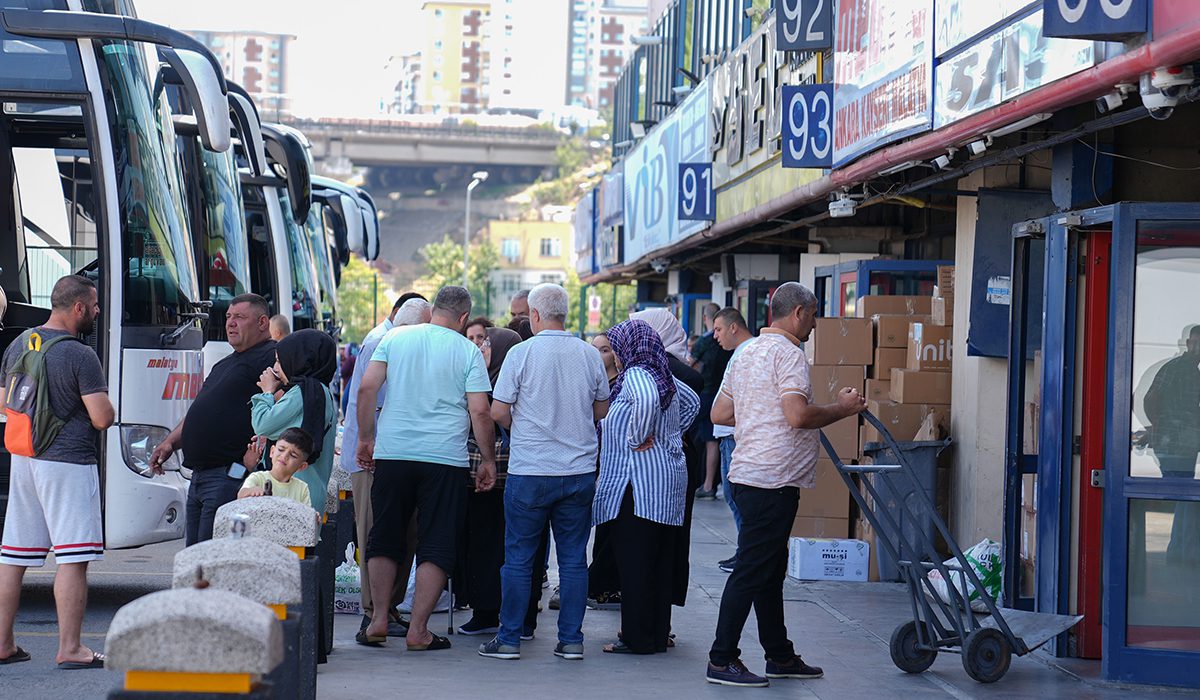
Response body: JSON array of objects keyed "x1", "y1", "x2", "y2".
[{"x1": 161, "y1": 372, "x2": 202, "y2": 400}]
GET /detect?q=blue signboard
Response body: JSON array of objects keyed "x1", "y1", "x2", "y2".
[
  {"x1": 573, "y1": 188, "x2": 597, "y2": 276},
  {"x1": 781, "y1": 84, "x2": 834, "y2": 169},
  {"x1": 1043, "y1": 0, "x2": 1147, "y2": 39},
  {"x1": 677, "y1": 163, "x2": 714, "y2": 221},
  {"x1": 776, "y1": 0, "x2": 833, "y2": 51}
]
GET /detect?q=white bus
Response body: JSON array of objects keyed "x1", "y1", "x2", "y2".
[{"x1": 0, "y1": 0, "x2": 234, "y2": 547}]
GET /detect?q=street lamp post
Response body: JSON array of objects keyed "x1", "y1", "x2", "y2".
[{"x1": 464, "y1": 170, "x2": 489, "y2": 288}]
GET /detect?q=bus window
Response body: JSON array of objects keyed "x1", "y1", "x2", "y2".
[{"x1": 278, "y1": 190, "x2": 320, "y2": 329}]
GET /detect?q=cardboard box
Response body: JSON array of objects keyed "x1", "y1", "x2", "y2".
[
  {"x1": 787, "y1": 537, "x2": 870, "y2": 582},
  {"x1": 790, "y1": 516, "x2": 852, "y2": 539},
  {"x1": 857, "y1": 295, "x2": 933, "y2": 318},
  {"x1": 854, "y1": 518, "x2": 881, "y2": 582},
  {"x1": 821, "y1": 414, "x2": 859, "y2": 460},
  {"x1": 931, "y1": 296, "x2": 953, "y2": 326},
  {"x1": 1023, "y1": 401, "x2": 1040, "y2": 454},
  {"x1": 809, "y1": 365, "x2": 866, "y2": 405},
  {"x1": 907, "y1": 322, "x2": 954, "y2": 372},
  {"x1": 865, "y1": 379, "x2": 891, "y2": 402},
  {"x1": 808, "y1": 318, "x2": 874, "y2": 365},
  {"x1": 863, "y1": 400, "x2": 950, "y2": 444},
  {"x1": 796, "y1": 459, "x2": 850, "y2": 519},
  {"x1": 871, "y1": 347, "x2": 907, "y2": 379},
  {"x1": 889, "y1": 368, "x2": 953, "y2": 404},
  {"x1": 936, "y1": 265, "x2": 955, "y2": 299},
  {"x1": 874, "y1": 314, "x2": 931, "y2": 348},
  {"x1": 1022, "y1": 473, "x2": 1038, "y2": 514}
]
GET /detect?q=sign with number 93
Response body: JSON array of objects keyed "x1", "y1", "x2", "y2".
[{"x1": 782, "y1": 84, "x2": 833, "y2": 169}]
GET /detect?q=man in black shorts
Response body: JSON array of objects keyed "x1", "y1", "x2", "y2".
[
  {"x1": 355, "y1": 286, "x2": 496, "y2": 651},
  {"x1": 0, "y1": 275, "x2": 114, "y2": 668},
  {"x1": 150, "y1": 294, "x2": 276, "y2": 544}
]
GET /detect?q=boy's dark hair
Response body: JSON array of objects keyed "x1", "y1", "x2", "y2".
[{"x1": 277, "y1": 427, "x2": 314, "y2": 460}]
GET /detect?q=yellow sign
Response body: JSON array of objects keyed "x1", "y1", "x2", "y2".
[{"x1": 715, "y1": 162, "x2": 824, "y2": 223}]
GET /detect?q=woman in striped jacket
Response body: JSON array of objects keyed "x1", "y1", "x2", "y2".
[{"x1": 594, "y1": 319, "x2": 700, "y2": 654}]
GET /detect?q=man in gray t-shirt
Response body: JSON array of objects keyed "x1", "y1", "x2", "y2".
[
  {"x1": 0, "y1": 275, "x2": 114, "y2": 670},
  {"x1": 479, "y1": 284, "x2": 609, "y2": 660}
]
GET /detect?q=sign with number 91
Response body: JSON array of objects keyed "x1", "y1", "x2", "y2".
[
  {"x1": 781, "y1": 84, "x2": 833, "y2": 169},
  {"x1": 776, "y1": 0, "x2": 832, "y2": 51},
  {"x1": 677, "y1": 163, "x2": 714, "y2": 221}
]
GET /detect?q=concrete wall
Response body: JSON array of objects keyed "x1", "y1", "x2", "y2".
[{"x1": 950, "y1": 157, "x2": 1051, "y2": 545}]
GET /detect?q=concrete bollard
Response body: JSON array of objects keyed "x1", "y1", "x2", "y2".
[
  {"x1": 328, "y1": 464, "x2": 356, "y2": 561},
  {"x1": 172, "y1": 538, "x2": 302, "y2": 700},
  {"x1": 214, "y1": 498, "x2": 319, "y2": 700},
  {"x1": 106, "y1": 588, "x2": 281, "y2": 699}
]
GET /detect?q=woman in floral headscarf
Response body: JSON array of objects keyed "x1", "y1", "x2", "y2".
[{"x1": 594, "y1": 319, "x2": 700, "y2": 655}]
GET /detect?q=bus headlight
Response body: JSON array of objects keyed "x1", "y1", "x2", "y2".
[{"x1": 119, "y1": 424, "x2": 179, "y2": 478}]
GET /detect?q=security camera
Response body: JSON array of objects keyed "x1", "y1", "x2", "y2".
[
  {"x1": 1096, "y1": 83, "x2": 1137, "y2": 114},
  {"x1": 1141, "y1": 69, "x2": 1194, "y2": 120},
  {"x1": 932, "y1": 154, "x2": 951, "y2": 170},
  {"x1": 828, "y1": 192, "x2": 857, "y2": 218},
  {"x1": 966, "y1": 139, "x2": 988, "y2": 157}
]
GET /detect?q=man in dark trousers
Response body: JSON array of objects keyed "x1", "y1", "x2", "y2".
[{"x1": 150, "y1": 294, "x2": 276, "y2": 544}]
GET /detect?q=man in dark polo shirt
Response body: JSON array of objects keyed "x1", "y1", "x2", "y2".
[{"x1": 150, "y1": 294, "x2": 277, "y2": 544}]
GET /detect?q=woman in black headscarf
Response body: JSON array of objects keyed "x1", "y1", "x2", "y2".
[{"x1": 251, "y1": 328, "x2": 338, "y2": 512}]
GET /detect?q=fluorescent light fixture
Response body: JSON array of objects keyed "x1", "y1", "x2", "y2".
[
  {"x1": 878, "y1": 160, "x2": 923, "y2": 176},
  {"x1": 672, "y1": 85, "x2": 693, "y2": 97},
  {"x1": 984, "y1": 112, "x2": 1053, "y2": 140},
  {"x1": 629, "y1": 122, "x2": 646, "y2": 139},
  {"x1": 631, "y1": 35, "x2": 663, "y2": 46},
  {"x1": 614, "y1": 139, "x2": 634, "y2": 148}
]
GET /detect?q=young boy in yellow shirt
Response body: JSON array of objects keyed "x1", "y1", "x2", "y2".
[{"x1": 238, "y1": 427, "x2": 314, "y2": 508}]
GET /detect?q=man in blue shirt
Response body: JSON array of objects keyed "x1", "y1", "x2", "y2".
[
  {"x1": 354, "y1": 286, "x2": 496, "y2": 651},
  {"x1": 479, "y1": 284, "x2": 610, "y2": 661}
]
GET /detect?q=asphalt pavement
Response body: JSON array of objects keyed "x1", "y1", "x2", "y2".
[{"x1": 2, "y1": 500, "x2": 1197, "y2": 699}]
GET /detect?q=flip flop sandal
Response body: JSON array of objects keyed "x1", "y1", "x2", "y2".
[
  {"x1": 407, "y1": 633, "x2": 451, "y2": 651},
  {"x1": 57, "y1": 652, "x2": 104, "y2": 670},
  {"x1": 602, "y1": 640, "x2": 635, "y2": 654},
  {"x1": 0, "y1": 647, "x2": 30, "y2": 665},
  {"x1": 355, "y1": 630, "x2": 387, "y2": 647}
]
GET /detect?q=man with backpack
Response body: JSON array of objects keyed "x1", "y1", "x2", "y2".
[{"x1": 0, "y1": 275, "x2": 114, "y2": 669}]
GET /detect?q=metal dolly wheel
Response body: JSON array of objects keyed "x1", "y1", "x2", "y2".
[{"x1": 819, "y1": 411, "x2": 1082, "y2": 684}]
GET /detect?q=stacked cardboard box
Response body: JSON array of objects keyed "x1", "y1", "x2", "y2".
[{"x1": 794, "y1": 317, "x2": 871, "y2": 539}]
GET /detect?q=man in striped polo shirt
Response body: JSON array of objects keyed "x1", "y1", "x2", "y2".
[{"x1": 705, "y1": 282, "x2": 865, "y2": 688}]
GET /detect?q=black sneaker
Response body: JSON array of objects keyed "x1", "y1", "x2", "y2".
[
  {"x1": 521, "y1": 626, "x2": 536, "y2": 641},
  {"x1": 765, "y1": 655, "x2": 823, "y2": 679},
  {"x1": 457, "y1": 617, "x2": 500, "y2": 636},
  {"x1": 478, "y1": 637, "x2": 520, "y2": 660},
  {"x1": 718, "y1": 557, "x2": 736, "y2": 573},
  {"x1": 707, "y1": 660, "x2": 769, "y2": 687}
]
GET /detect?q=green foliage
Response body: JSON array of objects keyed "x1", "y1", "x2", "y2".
[
  {"x1": 338, "y1": 256, "x2": 392, "y2": 342},
  {"x1": 416, "y1": 235, "x2": 500, "y2": 317},
  {"x1": 562, "y1": 268, "x2": 637, "y2": 335},
  {"x1": 555, "y1": 139, "x2": 588, "y2": 174}
]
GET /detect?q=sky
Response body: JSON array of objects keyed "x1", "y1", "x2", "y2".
[{"x1": 137, "y1": 0, "x2": 426, "y2": 116}]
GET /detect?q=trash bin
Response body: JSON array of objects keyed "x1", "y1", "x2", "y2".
[{"x1": 862, "y1": 439, "x2": 950, "y2": 582}]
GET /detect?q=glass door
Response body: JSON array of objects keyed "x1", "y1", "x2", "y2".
[{"x1": 1105, "y1": 204, "x2": 1200, "y2": 688}]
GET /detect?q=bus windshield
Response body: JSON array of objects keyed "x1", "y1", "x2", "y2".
[
  {"x1": 305, "y1": 205, "x2": 338, "y2": 317},
  {"x1": 278, "y1": 190, "x2": 321, "y2": 328},
  {"x1": 187, "y1": 144, "x2": 251, "y2": 339},
  {"x1": 95, "y1": 39, "x2": 199, "y2": 328}
]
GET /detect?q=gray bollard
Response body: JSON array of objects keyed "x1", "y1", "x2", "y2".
[
  {"x1": 172, "y1": 538, "x2": 302, "y2": 700},
  {"x1": 106, "y1": 588, "x2": 281, "y2": 699},
  {"x1": 317, "y1": 518, "x2": 337, "y2": 661},
  {"x1": 214, "y1": 498, "x2": 319, "y2": 700},
  {"x1": 328, "y1": 464, "x2": 356, "y2": 567}
]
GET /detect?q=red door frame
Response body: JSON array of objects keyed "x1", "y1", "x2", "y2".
[{"x1": 1076, "y1": 231, "x2": 1110, "y2": 659}]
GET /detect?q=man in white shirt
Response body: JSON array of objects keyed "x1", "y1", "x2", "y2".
[
  {"x1": 711, "y1": 307, "x2": 755, "y2": 573},
  {"x1": 479, "y1": 284, "x2": 610, "y2": 661},
  {"x1": 343, "y1": 293, "x2": 429, "y2": 635}
]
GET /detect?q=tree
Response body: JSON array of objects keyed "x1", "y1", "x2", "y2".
[
  {"x1": 338, "y1": 256, "x2": 392, "y2": 343},
  {"x1": 563, "y1": 268, "x2": 637, "y2": 335},
  {"x1": 415, "y1": 235, "x2": 500, "y2": 317}
]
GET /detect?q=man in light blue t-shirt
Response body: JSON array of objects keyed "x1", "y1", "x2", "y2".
[
  {"x1": 478, "y1": 284, "x2": 610, "y2": 662},
  {"x1": 355, "y1": 286, "x2": 496, "y2": 653}
]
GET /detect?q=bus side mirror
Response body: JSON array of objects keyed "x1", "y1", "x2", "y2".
[{"x1": 159, "y1": 48, "x2": 230, "y2": 153}]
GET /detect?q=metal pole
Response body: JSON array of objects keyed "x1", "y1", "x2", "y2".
[
  {"x1": 372, "y1": 272, "x2": 378, "y2": 325},
  {"x1": 578, "y1": 284, "x2": 588, "y2": 338},
  {"x1": 463, "y1": 184, "x2": 472, "y2": 288}
]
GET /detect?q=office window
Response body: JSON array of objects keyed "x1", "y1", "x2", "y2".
[
  {"x1": 434, "y1": 40, "x2": 443, "y2": 49},
  {"x1": 501, "y1": 238, "x2": 521, "y2": 262},
  {"x1": 433, "y1": 70, "x2": 442, "y2": 81},
  {"x1": 540, "y1": 273, "x2": 563, "y2": 284},
  {"x1": 434, "y1": 8, "x2": 443, "y2": 17},
  {"x1": 540, "y1": 238, "x2": 561, "y2": 258},
  {"x1": 500, "y1": 273, "x2": 521, "y2": 295}
]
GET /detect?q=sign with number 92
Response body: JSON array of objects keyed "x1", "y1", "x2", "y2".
[
  {"x1": 776, "y1": 0, "x2": 833, "y2": 51},
  {"x1": 677, "y1": 163, "x2": 714, "y2": 221},
  {"x1": 782, "y1": 84, "x2": 833, "y2": 169}
]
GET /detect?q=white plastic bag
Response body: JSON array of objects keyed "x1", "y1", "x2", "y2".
[
  {"x1": 334, "y1": 543, "x2": 362, "y2": 615},
  {"x1": 927, "y1": 538, "x2": 1002, "y2": 613},
  {"x1": 398, "y1": 563, "x2": 452, "y2": 614}
]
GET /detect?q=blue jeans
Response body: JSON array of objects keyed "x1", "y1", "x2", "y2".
[
  {"x1": 185, "y1": 467, "x2": 243, "y2": 546},
  {"x1": 719, "y1": 437, "x2": 742, "y2": 531},
  {"x1": 499, "y1": 473, "x2": 595, "y2": 647}
]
